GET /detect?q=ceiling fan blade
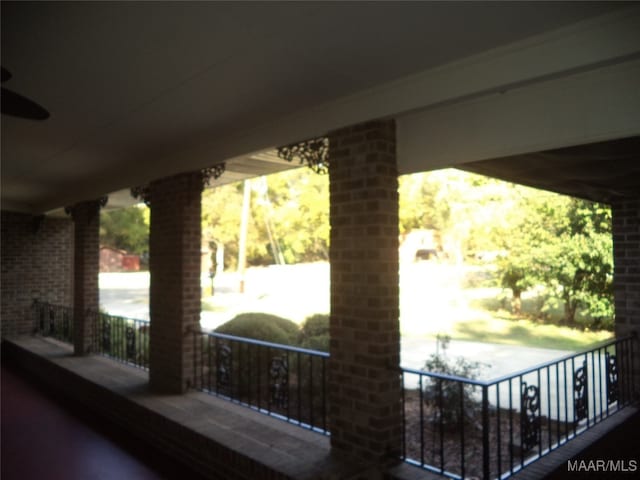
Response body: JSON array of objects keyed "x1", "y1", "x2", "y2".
[{"x1": 1, "y1": 87, "x2": 50, "y2": 120}]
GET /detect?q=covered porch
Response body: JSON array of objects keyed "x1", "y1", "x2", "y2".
[{"x1": 2, "y1": 3, "x2": 640, "y2": 479}]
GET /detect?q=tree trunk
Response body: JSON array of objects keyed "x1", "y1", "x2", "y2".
[
  {"x1": 564, "y1": 300, "x2": 578, "y2": 325},
  {"x1": 512, "y1": 289, "x2": 522, "y2": 315}
]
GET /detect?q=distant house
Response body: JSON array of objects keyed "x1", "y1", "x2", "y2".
[
  {"x1": 399, "y1": 229, "x2": 440, "y2": 264},
  {"x1": 100, "y1": 246, "x2": 140, "y2": 272}
]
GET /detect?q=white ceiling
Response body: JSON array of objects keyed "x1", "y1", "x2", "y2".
[{"x1": 0, "y1": 1, "x2": 628, "y2": 214}]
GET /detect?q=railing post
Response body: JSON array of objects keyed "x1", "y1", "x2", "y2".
[{"x1": 482, "y1": 384, "x2": 490, "y2": 480}]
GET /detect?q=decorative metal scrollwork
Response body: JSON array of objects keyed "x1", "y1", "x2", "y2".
[
  {"x1": 605, "y1": 352, "x2": 618, "y2": 405},
  {"x1": 131, "y1": 164, "x2": 225, "y2": 205},
  {"x1": 62, "y1": 311, "x2": 70, "y2": 338},
  {"x1": 49, "y1": 310, "x2": 56, "y2": 334},
  {"x1": 202, "y1": 163, "x2": 226, "y2": 187},
  {"x1": 269, "y1": 356, "x2": 289, "y2": 408},
  {"x1": 216, "y1": 342, "x2": 232, "y2": 393},
  {"x1": 102, "y1": 320, "x2": 112, "y2": 353},
  {"x1": 125, "y1": 325, "x2": 136, "y2": 359},
  {"x1": 520, "y1": 382, "x2": 540, "y2": 451},
  {"x1": 574, "y1": 360, "x2": 588, "y2": 421},
  {"x1": 277, "y1": 137, "x2": 329, "y2": 174},
  {"x1": 39, "y1": 305, "x2": 46, "y2": 331},
  {"x1": 130, "y1": 185, "x2": 151, "y2": 206},
  {"x1": 64, "y1": 196, "x2": 108, "y2": 222}
]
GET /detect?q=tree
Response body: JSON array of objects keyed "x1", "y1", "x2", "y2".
[
  {"x1": 202, "y1": 167, "x2": 329, "y2": 269},
  {"x1": 535, "y1": 200, "x2": 613, "y2": 328},
  {"x1": 100, "y1": 205, "x2": 149, "y2": 255},
  {"x1": 496, "y1": 194, "x2": 613, "y2": 329},
  {"x1": 252, "y1": 168, "x2": 329, "y2": 264}
]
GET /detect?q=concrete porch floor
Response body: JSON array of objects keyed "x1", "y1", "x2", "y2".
[
  {"x1": 1, "y1": 361, "x2": 210, "y2": 480},
  {"x1": 0, "y1": 336, "x2": 361, "y2": 480}
]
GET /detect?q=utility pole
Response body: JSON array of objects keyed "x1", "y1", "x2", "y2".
[{"x1": 238, "y1": 178, "x2": 251, "y2": 293}]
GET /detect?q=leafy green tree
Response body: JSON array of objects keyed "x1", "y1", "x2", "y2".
[
  {"x1": 100, "y1": 205, "x2": 149, "y2": 255},
  {"x1": 399, "y1": 169, "x2": 522, "y2": 260},
  {"x1": 252, "y1": 168, "x2": 329, "y2": 264},
  {"x1": 202, "y1": 167, "x2": 328, "y2": 269},
  {"x1": 535, "y1": 200, "x2": 613, "y2": 328},
  {"x1": 496, "y1": 194, "x2": 613, "y2": 329},
  {"x1": 202, "y1": 182, "x2": 252, "y2": 270}
]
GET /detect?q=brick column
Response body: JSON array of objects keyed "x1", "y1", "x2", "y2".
[
  {"x1": 612, "y1": 196, "x2": 640, "y2": 398},
  {"x1": 68, "y1": 199, "x2": 103, "y2": 355},
  {"x1": 148, "y1": 171, "x2": 203, "y2": 393},
  {"x1": 328, "y1": 120, "x2": 402, "y2": 465}
]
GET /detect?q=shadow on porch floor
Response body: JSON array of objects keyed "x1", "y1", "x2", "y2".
[{"x1": 1, "y1": 361, "x2": 208, "y2": 480}]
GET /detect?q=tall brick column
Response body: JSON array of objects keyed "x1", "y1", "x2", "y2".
[
  {"x1": 328, "y1": 120, "x2": 402, "y2": 465},
  {"x1": 148, "y1": 171, "x2": 203, "y2": 394},
  {"x1": 612, "y1": 196, "x2": 640, "y2": 398},
  {"x1": 68, "y1": 199, "x2": 103, "y2": 355}
]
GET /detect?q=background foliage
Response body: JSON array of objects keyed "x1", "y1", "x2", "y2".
[
  {"x1": 100, "y1": 205, "x2": 149, "y2": 255},
  {"x1": 100, "y1": 166, "x2": 614, "y2": 331}
]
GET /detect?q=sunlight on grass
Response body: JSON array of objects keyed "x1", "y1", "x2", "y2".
[
  {"x1": 451, "y1": 317, "x2": 612, "y2": 351},
  {"x1": 198, "y1": 263, "x2": 615, "y2": 352},
  {"x1": 398, "y1": 266, "x2": 613, "y2": 352}
]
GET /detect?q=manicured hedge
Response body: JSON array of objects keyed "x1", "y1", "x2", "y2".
[{"x1": 214, "y1": 312, "x2": 299, "y2": 345}]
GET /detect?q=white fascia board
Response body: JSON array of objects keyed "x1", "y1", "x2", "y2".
[
  {"x1": 146, "y1": 7, "x2": 640, "y2": 183},
  {"x1": 397, "y1": 58, "x2": 640, "y2": 174}
]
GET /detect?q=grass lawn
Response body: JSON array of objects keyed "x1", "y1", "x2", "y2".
[
  {"x1": 400, "y1": 278, "x2": 613, "y2": 351},
  {"x1": 456, "y1": 287, "x2": 614, "y2": 351},
  {"x1": 198, "y1": 263, "x2": 615, "y2": 353},
  {"x1": 450, "y1": 317, "x2": 613, "y2": 351}
]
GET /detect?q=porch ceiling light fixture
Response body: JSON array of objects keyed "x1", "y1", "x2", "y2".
[{"x1": 277, "y1": 137, "x2": 329, "y2": 174}]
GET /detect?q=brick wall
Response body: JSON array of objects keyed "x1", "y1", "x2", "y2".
[
  {"x1": 68, "y1": 201, "x2": 102, "y2": 355},
  {"x1": 148, "y1": 171, "x2": 203, "y2": 394},
  {"x1": 328, "y1": 120, "x2": 402, "y2": 465},
  {"x1": 612, "y1": 196, "x2": 640, "y2": 397},
  {"x1": 1, "y1": 211, "x2": 73, "y2": 337}
]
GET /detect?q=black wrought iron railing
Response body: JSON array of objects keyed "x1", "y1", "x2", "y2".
[
  {"x1": 89, "y1": 310, "x2": 150, "y2": 370},
  {"x1": 32, "y1": 299, "x2": 74, "y2": 344},
  {"x1": 192, "y1": 329, "x2": 329, "y2": 434},
  {"x1": 29, "y1": 301, "x2": 636, "y2": 477},
  {"x1": 400, "y1": 335, "x2": 637, "y2": 480}
]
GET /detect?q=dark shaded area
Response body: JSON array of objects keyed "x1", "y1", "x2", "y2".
[
  {"x1": 545, "y1": 410, "x2": 640, "y2": 479},
  {"x1": 460, "y1": 137, "x2": 640, "y2": 203},
  {"x1": 1, "y1": 356, "x2": 208, "y2": 480}
]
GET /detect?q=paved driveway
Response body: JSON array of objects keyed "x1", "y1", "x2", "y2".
[{"x1": 100, "y1": 269, "x2": 571, "y2": 374}]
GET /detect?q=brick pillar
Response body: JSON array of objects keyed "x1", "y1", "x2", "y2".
[
  {"x1": 148, "y1": 171, "x2": 203, "y2": 394},
  {"x1": 328, "y1": 120, "x2": 401, "y2": 465},
  {"x1": 68, "y1": 199, "x2": 102, "y2": 355},
  {"x1": 612, "y1": 196, "x2": 640, "y2": 398}
]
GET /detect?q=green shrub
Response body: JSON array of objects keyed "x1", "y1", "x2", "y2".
[
  {"x1": 214, "y1": 312, "x2": 299, "y2": 345},
  {"x1": 298, "y1": 314, "x2": 329, "y2": 351},
  {"x1": 423, "y1": 334, "x2": 485, "y2": 429}
]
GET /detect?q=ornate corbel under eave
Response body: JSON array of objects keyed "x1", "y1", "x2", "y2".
[
  {"x1": 276, "y1": 137, "x2": 329, "y2": 175},
  {"x1": 130, "y1": 184, "x2": 151, "y2": 206},
  {"x1": 201, "y1": 162, "x2": 226, "y2": 188},
  {"x1": 64, "y1": 196, "x2": 109, "y2": 223},
  {"x1": 131, "y1": 163, "x2": 226, "y2": 206}
]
